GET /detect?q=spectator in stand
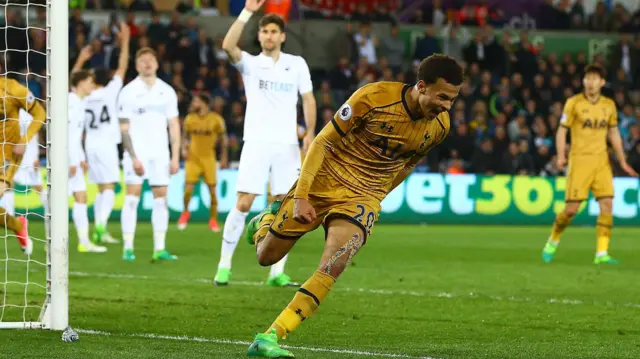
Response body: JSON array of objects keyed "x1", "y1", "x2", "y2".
[
  {"x1": 129, "y1": 0, "x2": 155, "y2": 11},
  {"x1": 471, "y1": 137, "x2": 500, "y2": 175},
  {"x1": 148, "y1": 12, "x2": 168, "y2": 47},
  {"x1": 331, "y1": 22, "x2": 358, "y2": 66},
  {"x1": 354, "y1": 21, "x2": 377, "y2": 65},
  {"x1": 589, "y1": 1, "x2": 609, "y2": 32},
  {"x1": 628, "y1": 140, "x2": 640, "y2": 174},
  {"x1": 442, "y1": 25, "x2": 463, "y2": 62},
  {"x1": 413, "y1": 25, "x2": 440, "y2": 65},
  {"x1": 380, "y1": 24, "x2": 405, "y2": 74}
]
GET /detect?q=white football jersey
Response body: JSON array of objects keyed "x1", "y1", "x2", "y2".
[
  {"x1": 68, "y1": 92, "x2": 86, "y2": 167},
  {"x1": 234, "y1": 51, "x2": 313, "y2": 145},
  {"x1": 117, "y1": 77, "x2": 178, "y2": 159},
  {"x1": 18, "y1": 110, "x2": 40, "y2": 168},
  {"x1": 84, "y1": 75, "x2": 123, "y2": 149}
]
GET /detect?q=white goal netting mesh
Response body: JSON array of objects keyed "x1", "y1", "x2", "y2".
[{"x1": 0, "y1": 0, "x2": 50, "y2": 327}]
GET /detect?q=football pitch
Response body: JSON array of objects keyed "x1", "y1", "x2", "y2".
[{"x1": 1, "y1": 223, "x2": 640, "y2": 358}]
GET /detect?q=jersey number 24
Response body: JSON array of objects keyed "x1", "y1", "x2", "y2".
[{"x1": 85, "y1": 105, "x2": 111, "y2": 129}]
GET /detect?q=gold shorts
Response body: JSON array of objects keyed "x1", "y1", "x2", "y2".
[
  {"x1": 270, "y1": 174, "x2": 381, "y2": 242},
  {"x1": 0, "y1": 144, "x2": 21, "y2": 186},
  {"x1": 565, "y1": 155, "x2": 614, "y2": 201},
  {"x1": 185, "y1": 156, "x2": 216, "y2": 185}
]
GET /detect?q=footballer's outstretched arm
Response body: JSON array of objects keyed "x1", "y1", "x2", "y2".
[
  {"x1": 222, "y1": 0, "x2": 266, "y2": 64},
  {"x1": 114, "y1": 22, "x2": 131, "y2": 80}
]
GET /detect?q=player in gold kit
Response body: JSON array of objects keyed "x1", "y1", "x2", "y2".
[
  {"x1": 242, "y1": 54, "x2": 463, "y2": 357},
  {"x1": 177, "y1": 94, "x2": 228, "y2": 232},
  {"x1": 0, "y1": 71, "x2": 46, "y2": 256},
  {"x1": 542, "y1": 63, "x2": 638, "y2": 264}
]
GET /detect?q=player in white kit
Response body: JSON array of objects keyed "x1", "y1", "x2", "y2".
[
  {"x1": 118, "y1": 47, "x2": 181, "y2": 262},
  {"x1": 2, "y1": 110, "x2": 48, "y2": 217},
  {"x1": 69, "y1": 70, "x2": 107, "y2": 253},
  {"x1": 83, "y1": 23, "x2": 130, "y2": 245},
  {"x1": 214, "y1": 1, "x2": 317, "y2": 287}
]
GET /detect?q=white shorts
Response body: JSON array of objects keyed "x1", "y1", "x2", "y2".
[
  {"x1": 236, "y1": 141, "x2": 301, "y2": 196},
  {"x1": 87, "y1": 145, "x2": 120, "y2": 184},
  {"x1": 14, "y1": 166, "x2": 43, "y2": 187},
  {"x1": 122, "y1": 153, "x2": 170, "y2": 187},
  {"x1": 68, "y1": 168, "x2": 87, "y2": 196}
]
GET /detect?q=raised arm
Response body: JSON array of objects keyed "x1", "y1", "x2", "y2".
[
  {"x1": 72, "y1": 45, "x2": 92, "y2": 73},
  {"x1": 222, "y1": 0, "x2": 266, "y2": 64},
  {"x1": 114, "y1": 22, "x2": 131, "y2": 81}
]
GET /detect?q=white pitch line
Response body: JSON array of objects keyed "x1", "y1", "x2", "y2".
[
  {"x1": 69, "y1": 271, "x2": 640, "y2": 309},
  {"x1": 75, "y1": 328, "x2": 441, "y2": 359}
]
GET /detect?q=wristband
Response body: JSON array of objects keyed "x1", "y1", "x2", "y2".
[{"x1": 238, "y1": 9, "x2": 253, "y2": 22}]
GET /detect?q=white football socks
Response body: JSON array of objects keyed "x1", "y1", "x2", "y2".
[
  {"x1": 218, "y1": 207, "x2": 248, "y2": 269},
  {"x1": 269, "y1": 254, "x2": 289, "y2": 279},
  {"x1": 72, "y1": 202, "x2": 90, "y2": 246},
  {"x1": 93, "y1": 192, "x2": 102, "y2": 226},
  {"x1": 152, "y1": 197, "x2": 169, "y2": 252},
  {"x1": 3, "y1": 191, "x2": 14, "y2": 216},
  {"x1": 99, "y1": 189, "x2": 115, "y2": 226},
  {"x1": 121, "y1": 195, "x2": 140, "y2": 251}
]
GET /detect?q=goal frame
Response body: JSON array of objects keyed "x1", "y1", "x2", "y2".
[{"x1": 0, "y1": 0, "x2": 69, "y2": 330}]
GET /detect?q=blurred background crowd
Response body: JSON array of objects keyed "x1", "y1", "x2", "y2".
[{"x1": 2, "y1": 0, "x2": 640, "y2": 176}]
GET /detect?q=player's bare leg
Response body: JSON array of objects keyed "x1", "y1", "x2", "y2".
[
  {"x1": 207, "y1": 184, "x2": 220, "y2": 232},
  {"x1": 74, "y1": 191, "x2": 107, "y2": 253},
  {"x1": 178, "y1": 182, "x2": 195, "y2": 231},
  {"x1": 0, "y1": 181, "x2": 31, "y2": 255},
  {"x1": 214, "y1": 192, "x2": 254, "y2": 285},
  {"x1": 121, "y1": 184, "x2": 142, "y2": 261},
  {"x1": 542, "y1": 201, "x2": 580, "y2": 263},
  {"x1": 594, "y1": 197, "x2": 618, "y2": 264},
  {"x1": 248, "y1": 219, "x2": 364, "y2": 357},
  {"x1": 93, "y1": 183, "x2": 118, "y2": 244},
  {"x1": 151, "y1": 185, "x2": 177, "y2": 262}
]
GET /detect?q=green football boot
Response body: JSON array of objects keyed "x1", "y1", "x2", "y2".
[
  {"x1": 266, "y1": 274, "x2": 299, "y2": 288},
  {"x1": 92, "y1": 224, "x2": 106, "y2": 244},
  {"x1": 122, "y1": 249, "x2": 136, "y2": 261},
  {"x1": 594, "y1": 254, "x2": 620, "y2": 264},
  {"x1": 152, "y1": 249, "x2": 178, "y2": 262},
  {"x1": 542, "y1": 240, "x2": 558, "y2": 263},
  {"x1": 247, "y1": 329, "x2": 294, "y2": 358},
  {"x1": 213, "y1": 268, "x2": 231, "y2": 286},
  {"x1": 245, "y1": 200, "x2": 282, "y2": 245}
]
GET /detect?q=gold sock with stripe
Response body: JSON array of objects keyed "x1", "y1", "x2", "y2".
[
  {"x1": 269, "y1": 271, "x2": 336, "y2": 339},
  {"x1": 596, "y1": 213, "x2": 613, "y2": 254},
  {"x1": 550, "y1": 211, "x2": 573, "y2": 242}
]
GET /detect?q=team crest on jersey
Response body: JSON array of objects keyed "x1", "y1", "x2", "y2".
[{"x1": 338, "y1": 104, "x2": 352, "y2": 121}]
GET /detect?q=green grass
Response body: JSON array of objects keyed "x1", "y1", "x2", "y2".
[{"x1": 1, "y1": 222, "x2": 640, "y2": 358}]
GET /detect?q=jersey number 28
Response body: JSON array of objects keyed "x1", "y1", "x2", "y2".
[{"x1": 86, "y1": 105, "x2": 110, "y2": 129}]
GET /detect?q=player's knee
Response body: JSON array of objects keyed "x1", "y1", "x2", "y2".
[
  {"x1": 74, "y1": 192, "x2": 87, "y2": 204},
  {"x1": 236, "y1": 193, "x2": 255, "y2": 212},
  {"x1": 564, "y1": 203, "x2": 580, "y2": 217},
  {"x1": 598, "y1": 199, "x2": 613, "y2": 214},
  {"x1": 256, "y1": 234, "x2": 284, "y2": 266}
]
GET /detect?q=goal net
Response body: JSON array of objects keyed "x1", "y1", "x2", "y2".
[{"x1": 0, "y1": 0, "x2": 68, "y2": 330}]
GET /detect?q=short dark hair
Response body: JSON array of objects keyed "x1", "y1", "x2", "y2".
[
  {"x1": 70, "y1": 70, "x2": 93, "y2": 87},
  {"x1": 196, "y1": 93, "x2": 211, "y2": 107},
  {"x1": 259, "y1": 14, "x2": 285, "y2": 32},
  {"x1": 417, "y1": 54, "x2": 464, "y2": 86},
  {"x1": 93, "y1": 67, "x2": 110, "y2": 86},
  {"x1": 135, "y1": 47, "x2": 157, "y2": 60},
  {"x1": 584, "y1": 63, "x2": 606, "y2": 79}
]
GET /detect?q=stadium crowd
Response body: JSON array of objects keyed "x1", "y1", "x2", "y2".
[{"x1": 2, "y1": 1, "x2": 640, "y2": 176}]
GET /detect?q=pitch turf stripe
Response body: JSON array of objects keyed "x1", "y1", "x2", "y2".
[
  {"x1": 75, "y1": 328, "x2": 442, "y2": 359},
  {"x1": 69, "y1": 271, "x2": 640, "y2": 309}
]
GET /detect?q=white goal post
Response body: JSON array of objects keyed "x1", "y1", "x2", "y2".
[{"x1": 0, "y1": 0, "x2": 68, "y2": 330}]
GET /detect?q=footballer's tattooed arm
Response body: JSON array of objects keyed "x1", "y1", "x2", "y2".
[
  {"x1": 322, "y1": 233, "x2": 364, "y2": 278},
  {"x1": 119, "y1": 118, "x2": 137, "y2": 159}
]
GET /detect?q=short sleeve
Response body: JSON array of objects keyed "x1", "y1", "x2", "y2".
[
  {"x1": 608, "y1": 102, "x2": 618, "y2": 128},
  {"x1": 297, "y1": 58, "x2": 313, "y2": 95},
  {"x1": 560, "y1": 97, "x2": 575, "y2": 128},
  {"x1": 10, "y1": 80, "x2": 36, "y2": 112},
  {"x1": 105, "y1": 75, "x2": 123, "y2": 99},
  {"x1": 164, "y1": 88, "x2": 179, "y2": 120},
  {"x1": 332, "y1": 84, "x2": 374, "y2": 136},
  {"x1": 216, "y1": 114, "x2": 226, "y2": 134},
  {"x1": 232, "y1": 51, "x2": 256, "y2": 76},
  {"x1": 117, "y1": 87, "x2": 134, "y2": 120}
]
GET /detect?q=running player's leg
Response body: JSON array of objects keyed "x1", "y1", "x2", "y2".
[
  {"x1": 121, "y1": 155, "x2": 142, "y2": 260},
  {"x1": 148, "y1": 158, "x2": 176, "y2": 262},
  {"x1": 0, "y1": 147, "x2": 31, "y2": 254},
  {"x1": 178, "y1": 160, "x2": 200, "y2": 230},
  {"x1": 215, "y1": 141, "x2": 269, "y2": 285},
  {"x1": 265, "y1": 143, "x2": 302, "y2": 286},
  {"x1": 593, "y1": 164, "x2": 616, "y2": 264},
  {"x1": 202, "y1": 157, "x2": 219, "y2": 231},
  {"x1": 248, "y1": 219, "x2": 365, "y2": 357},
  {"x1": 543, "y1": 160, "x2": 589, "y2": 262},
  {"x1": 71, "y1": 169, "x2": 106, "y2": 253},
  {"x1": 89, "y1": 147, "x2": 119, "y2": 243},
  {"x1": 94, "y1": 183, "x2": 118, "y2": 243}
]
